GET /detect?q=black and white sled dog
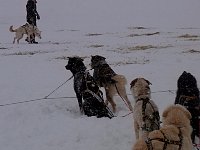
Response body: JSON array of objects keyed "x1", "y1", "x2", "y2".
[
  {"x1": 175, "y1": 71, "x2": 200, "y2": 143},
  {"x1": 65, "y1": 56, "x2": 114, "y2": 118}
]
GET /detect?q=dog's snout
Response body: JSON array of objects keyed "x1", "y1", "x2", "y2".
[{"x1": 65, "y1": 65, "x2": 69, "y2": 69}]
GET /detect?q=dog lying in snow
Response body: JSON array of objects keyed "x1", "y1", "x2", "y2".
[
  {"x1": 130, "y1": 78, "x2": 160, "y2": 140},
  {"x1": 9, "y1": 23, "x2": 41, "y2": 44},
  {"x1": 133, "y1": 104, "x2": 193, "y2": 150},
  {"x1": 65, "y1": 56, "x2": 114, "y2": 118},
  {"x1": 175, "y1": 71, "x2": 200, "y2": 143},
  {"x1": 91, "y1": 55, "x2": 133, "y2": 113}
]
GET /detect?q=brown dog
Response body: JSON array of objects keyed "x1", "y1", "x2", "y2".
[
  {"x1": 133, "y1": 104, "x2": 193, "y2": 150},
  {"x1": 91, "y1": 55, "x2": 133, "y2": 113},
  {"x1": 130, "y1": 78, "x2": 160, "y2": 140}
]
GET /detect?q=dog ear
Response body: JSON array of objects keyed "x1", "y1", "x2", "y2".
[
  {"x1": 67, "y1": 56, "x2": 83, "y2": 61},
  {"x1": 99, "y1": 55, "x2": 106, "y2": 60},
  {"x1": 182, "y1": 71, "x2": 187, "y2": 75},
  {"x1": 77, "y1": 57, "x2": 84, "y2": 61},
  {"x1": 91, "y1": 55, "x2": 95, "y2": 60},
  {"x1": 130, "y1": 78, "x2": 138, "y2": 88},
  {"x1": 162, "y1": 105, "x2": 174, "y2": 118},
  {"x1": 94, "y1": 55, "x2": 106, "y2": 60},
  {"x1": 183, "y1": 108, "x2": 192, "y2": 120},
  {"x1": 143, "y1": 78, "x2": 152, "y2": 85},
  {"x1": 176, "y1": 104, "x2": 192, "y2": 120}
]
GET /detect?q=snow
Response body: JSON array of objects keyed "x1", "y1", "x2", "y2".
[{"x1": 0, "y1": 0, "x2": 200, "y2": 149}]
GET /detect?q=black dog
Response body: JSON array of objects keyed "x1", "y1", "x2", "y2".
[
  {"x1": 65, "y1": 56, "x2": 113, "y2": 118},
  {"x1": 175, "y1": 71, "x2": 200, "y2": 143}
]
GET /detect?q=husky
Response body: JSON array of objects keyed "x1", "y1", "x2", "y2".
[
  {"x1": 91, "y1": 55, "x2": 133, "y2": 113},
  {"x1": 130, "y1": 78, "x2": 160, "y2": 140},
  {"x1": 9, "y1": 23, "x2": 41, "y2": 44}
]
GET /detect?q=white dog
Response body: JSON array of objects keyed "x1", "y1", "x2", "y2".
[
  {"x1": 130, "y1": 78, "x2": 160, "y2": 140},
  {"x1": 9, "y1": 23, "x2": 41, "y2": 44}
]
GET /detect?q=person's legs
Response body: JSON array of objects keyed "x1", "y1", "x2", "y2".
[{"x1": 31, "y1": 33, "x2": 38, "y2": 44}]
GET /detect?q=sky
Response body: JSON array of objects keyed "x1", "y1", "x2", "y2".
[{"x1": 0, "y1": 0, "x2": 200, "y2": 150}]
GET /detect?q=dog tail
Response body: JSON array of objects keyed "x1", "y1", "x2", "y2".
[{"x1": 9, "y1": 26, "x2": 16, "y2": 32}]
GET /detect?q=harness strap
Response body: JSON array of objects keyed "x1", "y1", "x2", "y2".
[
  {"x1": 137, "y1": 98, "x2": 160, "y2": 131},
  {"x1": 84, "y1": 89, "x2": 114, "y2": 119},
  {"x1": 179, "y1": 95, "x2": 198, "y2": 101},
  {"x1": 145, "y1": 127, "x2": 183, "y2": 150},
  {"x1": 22, "y1": 24, "x2": 29, "y2": 34},
  {"x1": 178, "y1": 128, "x2": 183, "y2": 150},
  {"x1": 82, "y1": 71, "x2": 114, "y2": 119}
]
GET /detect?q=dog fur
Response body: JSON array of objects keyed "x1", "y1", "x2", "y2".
[
  {"x1": 133, "y1": 104, "x2": 193, "y2": 150},
  {"x1": 175, "y1": 71, "x2": 200, "y2": 143},
  {"x1": 91, "y1": 55, "x2": 133, "y2": 113},
  {"x1": 65, "y1": 56, "x2": 113, "y2": 118},
  {"x1": 130, "y1": 78, "x2": 152, "y2": 101},
  {"x1": 9, "y1": 23, "x2": 41, "y2": 44},
  {"x1": 130, "y1": 78, "x2": 160, "y2": 140}
]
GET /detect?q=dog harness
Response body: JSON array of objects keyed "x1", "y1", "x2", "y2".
[
  {"x1": 145, "y1": 127, "x2": 183, "y2": 150},
  {"x1": 93, "y1": 63, "x2": 117, "y2": 87},
  {"x1": 179, "y1": 95, "x2": 198, "y2": 102},
  {"x1": 136, "y1": 98, "x2": 160, "y2": 132},
  {"x1": 22, "y1": 24, "x2": 29, "y2": 34},
  {"x1": 82, "y1": 71, "x2": 114, "y2": 119}
]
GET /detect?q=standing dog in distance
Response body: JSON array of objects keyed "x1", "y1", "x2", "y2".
[
  {"x1": 9, "y1": 23, "x2": 41, "y2": 44},
  {"x1": 130, "y1": 78, "x2": 160, "y2": 140},
  {"x1": 91, "y1": 55, "x2": 133, "y2": 113}
]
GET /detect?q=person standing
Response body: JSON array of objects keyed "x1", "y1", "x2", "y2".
[{"x1": 26, "y1": 0, "x2": 40, "y2": 43}]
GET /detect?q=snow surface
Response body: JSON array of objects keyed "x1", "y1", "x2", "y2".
[{"x1": 0, "y1": 0, "x2": 200, "y2": 149}]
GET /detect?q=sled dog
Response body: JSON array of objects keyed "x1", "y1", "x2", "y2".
[
  {"x1": 133, "y1": 104, "x2": 192, "y2": 150},
  {"x1": 91, "y1": 55, "x2": 133, "y2": 113},
  {"x1": 130, "y1": 78, "x2": 160, "y2": 140},
  {"x1": 65, "y1": 56, "x2": 114, "y2": 118}
]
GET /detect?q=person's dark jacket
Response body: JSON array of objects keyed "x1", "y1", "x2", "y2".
[{"x1": 26, "y1": 0, "x2": 40, "y2": 26}]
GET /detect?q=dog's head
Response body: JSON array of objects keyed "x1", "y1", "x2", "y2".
[
  {"x1": 26, "y1": 24, "x2": 42, "y2": 39},
  {"x1": 177, "y1": 71, "x2": 199, "y2": 95},
  {"x1": 162, "y1": 104, "x2": 192, "y2": 128},
  {"x1": 34, "y1": 27, "x2": 42, "y2": 39},
  {"x1": 65, "y1": 57, "x2": 86, "y2": 75},
  {"x1": 130, "y1": 78, "x2": 152, "y2": 100},
  {"x1": 91, "y1": 55, "x2": 106, "y2": 69},
  {"x1": 177, "y1": 71, "x2": 197, "y2": 89}
]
